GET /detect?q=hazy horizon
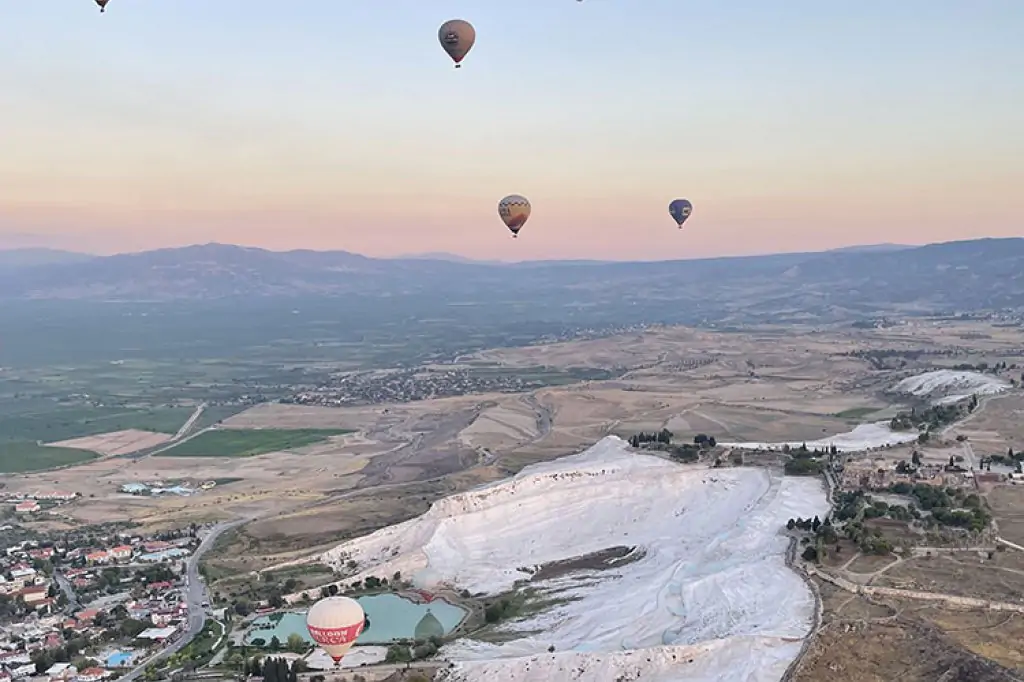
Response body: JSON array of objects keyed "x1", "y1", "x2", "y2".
[{"x1": 2, "y1": 1, "x2": 1022, "y2": 260}]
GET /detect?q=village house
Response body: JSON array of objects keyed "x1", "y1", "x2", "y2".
[
  {"x1": 74, "y1": 668, "x2": 107, "y2": 682},
  {"x1": 73, "y1": 609, "x2": 100, "y2": 626},
  {"x1": 9, "y1": 664, "x2": 35, "y2": 680},
  {"x1": 84, "y1": 552, "x2": 108, "y2": 566},
  {"x1": 27, "y1": 549, "x2": 54, "y2": 561},
  {"x1": 107, "y1": 546, "x2": 132, "y2": 562},
  {"x1": 45, "y1": 663, "x2": 75, "y2": 681},
  {"x1": 141, "y1": 542, "x2": 171, "y2": 554},
  {"x1": 10, "y1": 565, "x2": 37, "y2": 581},
  {"x1": 14, "y1": 502, "x2": 39, "y2": 514},
  {"x1": 29, "y1": 492, "x2": 76, "y2": 502}
]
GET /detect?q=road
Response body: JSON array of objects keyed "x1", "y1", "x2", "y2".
[
  {"x1": 119, "y1": 517, "x2": 251, "y2": 682},
  {"x1": 53, "y1": 569, "x2": 81, "y2": 613},
  {"x1": 173, "y1": 403, "x2": 207, "y2": 441}
]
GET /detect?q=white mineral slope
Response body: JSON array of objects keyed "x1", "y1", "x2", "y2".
[
  {"x1": 720, "y1": 421, "x2": 918, "y2": 453},
  {"x1": 320, "y1": 436, "x2": 829, "y2": 682},
  {"x1": 892, "y1": 369, "x2": 1010, "y2": 405}
]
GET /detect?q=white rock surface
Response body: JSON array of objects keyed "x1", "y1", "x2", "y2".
[{"x1": 320, "y1": 436, "x2": 829, "y2": 681}]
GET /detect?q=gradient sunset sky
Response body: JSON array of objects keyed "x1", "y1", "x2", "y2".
[{"x1": 1, "y1": 1, "x2": 1021, "y2": 261}]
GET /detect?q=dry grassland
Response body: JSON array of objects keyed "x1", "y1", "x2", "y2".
[
  {"x1": 869, "y1": 554, "x2": 1024, "y2": 602},
  {"x1": 47, "y1": 429, "x2": 171, "y2": 456},
  {"x1": 794, "y1": 580, "x2": 1021, "y2": 682},
  {"x1": 12, "y1": 320, "x2": 1024, "y2": 565},
  {"x1": 990, "y1": 487, "x2": 1024, "y2": 546},
  {"x1": 957, "y1": 394, "x2": 1024, "y2": 457}
]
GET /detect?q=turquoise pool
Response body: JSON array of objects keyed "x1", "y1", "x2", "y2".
[{"x1": 245, "y1": 594, "x2": 467, "y2": 645}]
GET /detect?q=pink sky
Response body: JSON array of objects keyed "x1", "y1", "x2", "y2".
[{"x1": 2, "y1": 1, "x2": 1021, "y2": 260}]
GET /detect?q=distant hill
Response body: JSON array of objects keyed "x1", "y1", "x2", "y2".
[
  {"x1": 2, "y1": 238, "x2": 1023, "y2": 325},
  {"x1": 0, "y1": 248, "x2": 95, "y2": 268},
  {"x1": 397, "y1": 252, "x2": 503, "y2": 264},
  {"x1": 826, "y1": 243, "x2": 913, "y2": 254}
]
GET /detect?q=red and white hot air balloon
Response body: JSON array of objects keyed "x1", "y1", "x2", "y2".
[{"x1": 306, "y1": 596, "x2": 365, "y2": 665}]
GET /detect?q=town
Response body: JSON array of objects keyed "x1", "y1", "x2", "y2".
[
  {"x1": 282, "y1": 366, "x2": 614, "y2": 408},
  {"x1": 0, "y1": 517, "x2": 205, "y2": 682}
]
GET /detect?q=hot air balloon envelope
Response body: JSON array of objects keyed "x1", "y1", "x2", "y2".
[
  {"x1": 438, "y1": 20, "x2": 476, "y2": 67},
  {"x1": 668, "y1": 199, "x2": 693, "y2": 228},
  {"x1": 96, "y1": 0, "x2": 109, "y2": 10},
  {"x1": 498, "y1": 195, "x2": 531, "y2": 237},
  {"x1": 306, "y1": 597, "x2": 365, "y2": 663}
]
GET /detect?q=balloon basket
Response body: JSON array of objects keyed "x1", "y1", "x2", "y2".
[{"x1": 455, "y1": 64, "x2": 461, "y2": 69}]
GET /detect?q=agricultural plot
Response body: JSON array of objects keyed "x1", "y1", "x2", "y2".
[
  {"x1": 156, "y1": 429, "x2": 352, "y2": 458},
  {"x1": 0, "y1": 405, "x2": 194, "y2": 443},
  {"x1": 0, "y1": 441, "x2": 96, "y2": 474}
]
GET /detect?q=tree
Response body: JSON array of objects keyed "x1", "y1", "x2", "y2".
[
  {"x1": 786, "y1": 519, "x2": 796, "y2": 531},
  {"x1": 286, "y1": 633, "x2": 306, "y2": 654},
  {"x1": 269, "y1": 635, "x2": 281, "y2": 651},
  {"x1": 911, "y1": 450, "x2": 922, "y2": 467}
]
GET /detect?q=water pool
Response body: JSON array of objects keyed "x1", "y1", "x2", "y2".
[{"x1": 245, "y1": 593, "x2": 467, "y2": 645}]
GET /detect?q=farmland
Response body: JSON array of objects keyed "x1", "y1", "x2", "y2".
[
  {"x1": 155, "y1": 428, "x2": 353, "y2": 458},
  {"x1": 0, "y1": 441, "x2": 96, "y2": 474}
]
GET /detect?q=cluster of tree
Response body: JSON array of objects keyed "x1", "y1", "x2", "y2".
[
  {"x1": 484, "y1": 596, "x2": 521, "y2": 624},
  {"x1": 385, "y1": 636, "x2": 444, "y2": 664},
  {"x1": 787, "y1": 516, "x2": 839, "y2": 544},
  {"x1": 950, "y1": 361, "x2": 1016, "y2": 374},
  {"x1": 784, "y1": 458, "x2": 824, "y2": 476},
  {"x1": 248, "y1": 634, "x2": 309, "y2": 654},
  {"x1": 862, "y1": 499, "x2": 919, "y2": 523},
  {"x1": 843, "y1": 348, "x2": 940, "y2": 370},
  {"x1": 781, "y1": 443, "x2": 839, "y2": 457},
  {"x1": 927, "y1": 506, "x2": 990, "y2": 532},
  {"x1": 308, "y1": 572, "x2": 399, "y2": 602},
  {"x1": 990, "y1": 448, "x2": 1024, "y2": 470},
  {"x1": 629, "y1": 429, "x2": 673, "y2": 447},
  {"x1": 667, "y1": 444, "x2": 701, "y2": 463},
  {"x1": 30, "y1": 638, "x2": 96, "y2": 674},
  {"x1": 628, "y1": 430, "x2": 717, "y2": 449},
  {"x1": 243, "y1": 656, "x2": 306, "y2": 682},
  {"x1": 842, "y1": 522, "x2": 893, "y2": 555},
  {"x1": 890, "y1": 399, "x2": 975, "y2": 434},
  {"x1": 0, "y1": 593, "x2": 24, "y2": 620},
  {"x1": 887, "y1": 484, "x2": 990, "y2": 530}
]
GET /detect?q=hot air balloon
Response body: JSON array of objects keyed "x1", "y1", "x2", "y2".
[
  {"x1": 498, "y1": 195, "x2": 531, "y2": 238},
  {"x1": 95, "y1": 0, "x2": 109, "y2": 11},
  {"x1": 668, "y1": 199, "x2": 693, "y2": 229},
  {"x1": 438, "y1": 20, "x2": 476, "y2": 68},
  {"x1": 306, "y1": 596, "x2": 365, "y2": 665}
]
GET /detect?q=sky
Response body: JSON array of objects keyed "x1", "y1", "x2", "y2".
[{"x1": 1, "y1": 1, "x2": 1022, "y2": 261}]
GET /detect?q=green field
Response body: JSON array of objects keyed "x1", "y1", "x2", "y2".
[
  {"x1": 835, "y1": 406, "x2": 883, "y2": 420},
  {"x1": 0, "y1": 406, "x2": 196, "y2": 444},
  {"x1": 0, "y1": 441, "x2": 98, "y2": 474},
  {"x1": 156, "y1": 429, "x2": 352, "y2": 458}
]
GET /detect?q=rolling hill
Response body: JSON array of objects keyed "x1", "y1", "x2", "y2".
[{"x1": 1, "y1": 239, "x2": 1023, "y2": 323}]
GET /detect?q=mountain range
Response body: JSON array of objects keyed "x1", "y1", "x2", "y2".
[{"x1": 1, "y1": 238, "x2": 1022, "y2": 324}]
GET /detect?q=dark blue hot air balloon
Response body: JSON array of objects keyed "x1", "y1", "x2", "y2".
[{"x1": 668, "y1": 199, "x2": 693, "y2": 229}]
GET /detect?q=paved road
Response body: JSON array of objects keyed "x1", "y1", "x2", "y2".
[
  {"x1": 53, "y1": 569, "x2": 81, "y2": 613},
  {"x1": 173, "y1": 403, "x2": 207, "y2": 441},
  {"x1": 120, "y1": 517, "x2": 251, "y2": 682}
]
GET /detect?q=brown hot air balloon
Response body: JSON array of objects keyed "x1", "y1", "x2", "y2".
[
  {"x1": 95, "y1": 0, "x2": 109, "y2": 12},
  {"x1": 438, "y1": 19, "x2": 476, "y2": 69},
  {"x1": 498, "y1": 195, "x2": 531, "y2": 238}
]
